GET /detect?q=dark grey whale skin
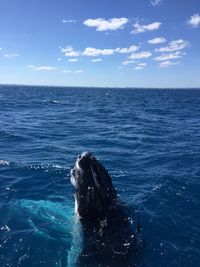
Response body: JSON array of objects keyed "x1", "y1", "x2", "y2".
[{"x1": 70, "y1": 152, "x2": 142, "y2": 267}]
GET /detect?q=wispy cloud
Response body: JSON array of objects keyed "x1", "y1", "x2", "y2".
[
  {"x1": 115, "y1": 45, "x2": 140, "y2": 53},
  {"x1": 154, "y1": 51, "x2": 183, "y2": 61},
  {"x1": 134, "y1": 62, "x2": 147, "y2": 70},
  {"x1": 28, "y1": 65, "x2": 56, "y2": 71},
  {"x1": 83, "y1": 17, "x2": 128, "y2": 31},
  {"x1": 148, "y1": 37, "x2": 166, "y2": 44},
  {"x1": 155, "y1": 39, "x2": 189, "y2": 52},
  {"x1": 138, "y1": 63, "x2": 147, "y2": 67},
  {"x1": 131, "y1": 21, "x2": 161, "y2": 34},
  {"x1": 129, "y1": 51, "x2": 152, "y2": 60},
  {"x1": 60, "y1": 46, "x2": 81, "y2": 57},
  {"x1": 62, "y1": 69, "x2": 83, "y2": 74},
  {"x1": 62, "y1": 70, "x2": 71, "y2": 73},
  {"x1": 159, "y1": 61, "x2": 180, "y2": 68},
  {"x1": 62, "y1": 19, "x2": 77, "y2": 23},
  {"x1": 68, "y1": 58, "x2": 78, "y2": 62},
  {"x1": 122, "y1": 60, "x2": 135, "y2": 65},
  {"x1": 187, "y1": 13, "x2": 200, "y2": 28},
  {"x1": 150, "y1": 0, "x2": 162, "y2": 6},
  {"x1": 91, "y1": 58, "x2": 102, "y2": 62},
  {"x1": 75, "y1": 70, "x2": 83, "y2": 73},
  {"x1": 134, "y1": 66, "x2": 144, "y2": 70},
  {"x1": 4, "y1": 53, "x2": 19, "y2": 58}
]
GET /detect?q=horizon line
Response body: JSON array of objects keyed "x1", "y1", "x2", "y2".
[{"x1": 0, "y1": 83, "x2": 200, "y2": 90}]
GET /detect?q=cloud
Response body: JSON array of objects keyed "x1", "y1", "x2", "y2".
[
  {"x1": 57, "y1": 58, "x2": 62, "y2": 61},
  {"x1": 132, "y1": 21, "x2": 161, "y2": 34},
  {"x1": 134, "y1": 66, "x2": 144, "y2": 70},
  {"x1": 115, "y1": 45, "x2": 140, "y2": 53},
  {"x1": 129, "y1": 51, "x2": 152, "y2": 60},
  {"x1": 82, "y1": 47, "x2": 115, "y2": 56},
  {"x1": 148, "y1": 37, "x2": 166, "y2": 44},
  {"x1": 138, "y1": 63, "x2": 147, "y2": 66},
  {"x1": 62, "y1": 70, "x2": 83, "y2": 74},
  {"x1": 28, "y1": 65, "x2": 56, "y2": 71},
  {"x1": 134, "y1": 62, "x2": 147, "y2": 70},
  {"x1": 91, "y1": 58, "x2": 102, "y2": 62},
  {"x1": 150, "y1": 0, "x2": 162, "y2": 6},
  {"x1": 154, "y1": 51, "x2": 183, "y2": 61},
  {"x1": 62, "y1": 19, "x2": 77, "y2": 23},
  {"x1": 187, "y1": 13, "x2": 200, "y2": 28},
  {"x1": 68, "y1": 58, "x2": 78, "y2": 62},
  {"x1": 83, "y1": 17, "x2": 128, "y2": 31},
  {"x1": 62, "y1": 70, "x2": 71, "y2": 73},
  {"x1": 155, "y1": 39, "x2": 189, "y2": 52},
  {"x1": 60, "y1": 46, "x2": 81, "y2": 57},
  {"x1": 60, "y1": 44, "x2": 140, "y2": 58},
  {"x1": 158, "y1": 61, "x2": 180, "y2": 68},
  {"x1": 122, "y1": 60, "x2": 135, "y2": 65},
  {"x1": 4, "y1": 53, "x2": 19, "y2": 58}
]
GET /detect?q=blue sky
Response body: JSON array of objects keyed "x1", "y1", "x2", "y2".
[{"x1": 0, "y1": 0, "x2": 200, "y2": 88}]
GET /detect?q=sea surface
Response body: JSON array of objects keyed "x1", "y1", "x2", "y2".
[{"x1": 0, "y1": 85, "x2": 200, "y2": 267}]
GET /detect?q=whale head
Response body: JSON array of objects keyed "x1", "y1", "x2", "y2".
[{"x1": 70, "y1": 152, "x2": 117, "y2": 220}]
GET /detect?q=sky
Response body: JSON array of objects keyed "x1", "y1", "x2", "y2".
[{"x1": 0, "y1": 0, "x2": 200, "y2": 88}]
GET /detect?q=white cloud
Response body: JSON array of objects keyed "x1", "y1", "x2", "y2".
[
  {"x1": 138, "y1": 62, "x2": 147, "y2": 66},
  {"x1": 57, "y1": 57, "x2": 61, "y2": 61},
  {"x1": 154, "y1": 51, "x2": 183, "y2": 61},
  {"x1": 68, "y1": 58, "x2": 78, "y2": 62},
  {"x1": 122, "y1": 60, "x2": 135, "y2": 65},
  {"x1": 158, "y1": 61, "x2": 180, "y2": 68},
  {"x1": 82, "y1": 47, "x2": 115, "y2": 56},
  {"x1": 115, "y1": 45, "x2": 140, "y2": 53},
  {"x1": 60, "y1": 46, "x2": 81, "y2": 57},
  {"x1": 4, "y1": 53, "x2": 19, "y2": 58},
  {"x1": 150, "y1": 0, "x2": 162, "y2": 6},
  {"x1": 62, "y1": 70, "x2": 83, "y2": 74},
  {"x1": 148, "y1": 37, "x2": 166, "y2": 44},
  {"x1": 60, "y1": 44, "x2": 140, "y2": 58},
  {"x1": 134, "y1": 66, "x2": 144, "y2": 70},
  {"x1": 129, "y1": 51, "x2": 152, "y2": 60},
  {"x1": 132, "y1": 21, "x2": 161, "y2": 34},
  {"x1": 75, "y1": 70, "x2": 83, "y2": 73},
  {"x1": 62, "y1": 70, "x2": 71, "y2": 73},
  {"x1": 83, "y1": 17, "x2": 128, "y2": 31},
  {"x1": 187, "y1": 13, "x2": 200, "y2": 28},
  {"x1": 62, "y1": 19, "x2": 77, "y2": 23},
  {"x1": 91, "y1": 58, "x2": 102, "y2": 62},
  {"x1": 155, "y1": 39, "x2": 189, "y2": 52},
  {"x1": 134, "y1": 62, "x2": 147, "y2": 70},
  {"x1": 28, "y1": 65, "x2": 56, "y2": 71}
]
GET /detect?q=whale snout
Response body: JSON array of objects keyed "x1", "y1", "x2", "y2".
[{"x1": 70, "y1": 152, "x2": 117, "y2": 219}]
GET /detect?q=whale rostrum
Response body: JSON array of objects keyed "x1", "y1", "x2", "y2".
[{"x1": 70, "y1": 152, "x2": 142, "y2": 266}]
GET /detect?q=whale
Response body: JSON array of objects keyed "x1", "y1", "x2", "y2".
[{"x1": 69, "y1": 152, "x2": 142, "y2": 267}]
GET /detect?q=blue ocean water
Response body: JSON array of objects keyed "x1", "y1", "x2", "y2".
[{"x1": 0, "y1": 85, "x2": 200, "y2": 267}]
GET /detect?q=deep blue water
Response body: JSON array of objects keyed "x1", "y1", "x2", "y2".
[{"x1": 0, "y1": 85, "x2": 200, "y2": 267}]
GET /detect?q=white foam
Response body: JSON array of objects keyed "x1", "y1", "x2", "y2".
[{"x1": 0, "y1": 160, "x2": 10, "y2": 166}]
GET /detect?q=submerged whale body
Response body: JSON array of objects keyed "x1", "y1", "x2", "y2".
[{"x1": 70, "y1": 152, "x2": 143, "y2": 266}]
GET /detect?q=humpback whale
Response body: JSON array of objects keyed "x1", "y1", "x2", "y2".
[{"x1": 70, "y1": 152, "x2": 142, "y2": 266}]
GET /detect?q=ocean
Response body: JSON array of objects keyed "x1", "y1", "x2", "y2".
[{"x1": 0, "y1": 85, "x2": 200, "y2": 267}]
